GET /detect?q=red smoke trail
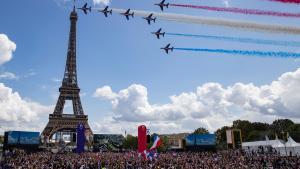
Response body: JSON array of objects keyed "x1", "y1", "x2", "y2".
[
  {"x1": 170, "y1": 4, "x2": 300, "y2": 18},
  {"x1": 270, "y1": 0, "x2": 300, "y2": 4}
]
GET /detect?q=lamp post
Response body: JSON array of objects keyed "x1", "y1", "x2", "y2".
[{"x1": 281, "y1": 131, "x2": 287, "y2": 156}]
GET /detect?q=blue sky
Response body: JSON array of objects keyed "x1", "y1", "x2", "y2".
[{"x1": 1, "y1": 0, "x2": 300, "y2": 134}]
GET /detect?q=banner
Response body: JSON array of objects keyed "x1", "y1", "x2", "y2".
[
  {"x1": 76, "y1": 123, "x2": 85, "y2": 153},
  {"x1": 226, "y1": 130, "x2": 233, "y2": 144},
  {"x1": 185, "y1": 134, "x2": 216, "y2": 146}
]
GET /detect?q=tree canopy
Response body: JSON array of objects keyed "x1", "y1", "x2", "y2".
[
  {"x1": 214, "y1": 119, "x2": 300, "y2": 149},
  {"x1": 122, "y1": 119, "x2": 299, "y2": 151},
  {"x1": 193, "y1": 127, "x2": 209, "y2": 134}
]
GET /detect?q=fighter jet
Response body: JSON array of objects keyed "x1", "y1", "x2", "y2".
[
  {"x1": 121, "y1": 9, "x2": 134, "y2": 20},
  {"x1": 77, "y1": 3, "x2": 91, "y2": 15},
  {"x1": 155, "y1": 0, "x2": 169, "y2": 11},
  {"x1": 152, "y1": 28, "x2": 165, "y2": 39},
  {"x1": 143, "y1": 13, "x2": 156, "y2": 25},
  {"x1": 98, "y1": 6, "x2": 112, "y2": 17},
  {"x1": 161, "y1": 44, "x2": 174, "y2": 54}
]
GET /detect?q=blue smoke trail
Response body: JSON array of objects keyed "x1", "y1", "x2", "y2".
[
  {"x1": 174, "y1": 48, "x2": 300, "y2": 58},
  {"x1": 166, "y1": 33, "x2": 300, "y2": 47}
]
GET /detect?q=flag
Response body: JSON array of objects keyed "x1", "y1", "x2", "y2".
[
  {"x1": 142, "y1": 150, "x2": 148, "y2": 160},
  {"x1": 143, "y1": 149, "x2": 157, "y2": 161},
  {"x1": 149, "y1": 135, "x2": 162, "y2": 151}
]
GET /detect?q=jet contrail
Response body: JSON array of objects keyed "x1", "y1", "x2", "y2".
[
  {"x1": 268, "y1": 0, "x2": 300, "y2": 3},
  {"x1": 166, "y1": 33, "x2": 300, "y2": 47},
  {"x1": 174, "y1": 48, "x2": 300, "y2": 58},
  {"x1": 96, "y1": 8, "x2": 300, "y2": 34},
  {"x1": 170, "y1": 4, "x2": 300, "y2": 18}
]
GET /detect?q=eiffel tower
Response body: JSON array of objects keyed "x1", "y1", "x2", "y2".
[{"x1": 42, "y1": 8, "x2": 93, "y2": 143}]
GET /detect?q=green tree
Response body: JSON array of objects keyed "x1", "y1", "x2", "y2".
[
  {"x1": 271, "y1": 119, "x2": 294, "y2": 140},
  {"x1": 287, "y1": 124, "x2": 300, "y2": 142},
  {"x1": 247, "y1": 122, "x2": 271, "y2": 141},
  {"x1": 232, "y1": 120, "x2": 253, "y2": 141},
  {"x1": 193, "y1": 127, "x2": 209, "y2": 134},
  {"x1": 215, "y1": 126, "x2": 230, "y2": 149},
  {"x1": 157, "y1": 136, "x2": 169, "y2": 152},
  {"x1": 272, "y1": 119, "x2": 294, "y2": 132},
  {"x1": 251, "y1": 122, "x2": 270, "y2": 131},
  {"x1": 0, "y1": 136, "x2": 3, "y2": 144},
  {"x1": 123, "y1": 134, "x2": 138, "y2": 150},
  {"x1": 247, "y1": 130, "x2": 269, "y2": 141},
  {"x1": 215, "y1": 119, "x2": 300, "y2": 149}
]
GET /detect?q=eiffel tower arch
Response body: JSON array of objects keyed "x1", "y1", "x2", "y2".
[{"x1": 42, "y1": 8, "x2": 93, "y2": 144}]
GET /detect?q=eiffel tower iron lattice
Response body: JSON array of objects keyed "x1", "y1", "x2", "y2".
[{"x1": 42, "y1": 8, "x2": 93, "y2": 142}]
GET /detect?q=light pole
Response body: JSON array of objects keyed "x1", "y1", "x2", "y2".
[{"x1": 282, "y1": 131, "x2": 287, "y2": 156}]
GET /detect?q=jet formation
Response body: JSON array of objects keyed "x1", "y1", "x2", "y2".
[
  {"x1": 77, "y1": 3, "x2": 91, "y2": 15},
  {"x1": 98, "y1": 6, "x2": 112, "y2": 17},
  {"x1": 161, "y1": 44, "x2": 174, "y2": 54},
  {"x1": 155, "y1": 0, "x2": 170, "y2": 11},
  {"x1": 143, "y1": 13, "x2": 156, "y2": 25},
  {"x1": 121, "y1": 9, "x2": 134, "y2": 20},
  {"x1": 77, "y1": 0, "x2": 174, "y2": 54},
  {"x1": 152, "y1": 28, "x2": 165, "y2": 39}
]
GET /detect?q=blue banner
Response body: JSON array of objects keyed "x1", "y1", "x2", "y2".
[
  {"x1": 185, "y1": 134, "x2": 216, "y2": 146},
  {"x1": 76, "y1": 123, "x2": 85, "y2": 153}
]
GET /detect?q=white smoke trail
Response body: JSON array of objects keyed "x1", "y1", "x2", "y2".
[{"x1": 94, "y1": 8, "x2": 300, "y2": 35}]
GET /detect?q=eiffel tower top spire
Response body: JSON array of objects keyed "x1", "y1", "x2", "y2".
[
  {"x1": 52, "y1": 8, "x2": 84, "y2": 116},
  {"x1": 62, "y1": 7, "x2": 78, "y2": 88}
]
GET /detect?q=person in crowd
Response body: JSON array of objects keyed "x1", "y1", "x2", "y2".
[{"x1": 1, "y1": 149, "x2": 300, "y2": 169}]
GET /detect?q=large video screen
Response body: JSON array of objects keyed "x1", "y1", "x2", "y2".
[
  {"x1": 5, "y1": 131, "x2": 40, "y2": 145},
  {"x1": 94, "y1": 134, "x2": 124, "y2": 146},
  {"x1": 19, "y1": 132, "x2": 40, "y2": 145},
  {"x1": 185, "y1": 134, "x2": 216, "y2": 146},
  {"x1": 7, "y1": 131, "x2": 19, "y2": 145}
]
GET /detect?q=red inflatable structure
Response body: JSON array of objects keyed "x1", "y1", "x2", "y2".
[{"x1": 138, "y1": 125, "x2": 147, "y2": 153}]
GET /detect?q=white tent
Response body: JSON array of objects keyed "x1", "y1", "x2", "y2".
[
  {"x1": 271, "y1": 139, "x2": 286, "y2": 156},
  {"x1": 242, "y1": 137, "x2": 300, "y2": 156},
  {"x1": 242, "y1": 139, "x2": 285, "y2": 153},
  {"x1": 285, "y1": 137, "x2": 300, "y2": 156}
]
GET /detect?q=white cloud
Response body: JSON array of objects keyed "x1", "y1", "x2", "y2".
[
  {"x1": 0, "y1": 70, "x2": 36, "y2": 81},
  {"x1": 91, "y1": 117, "x2": 192, "y2": 136},
  {"x1": 94, "y1": 68, "x2": 300, "y2": 133},
  {"x1": 0, "y1": 72, "x2": 18, "y2": 80},
  {"x1": 23, "y1": 69, "x2": 36, "y2": 78},
  {"x1": 0, "y1": 83, "x2": 52, "y2": 132},
  {"x1": 93, "y1": 0, "x2": 111, "y2": 5},
  {"x1": 51, "y1": 78, "x2": 61, "y2": 83},
  {"x1": 0, "y1": 34, "x2": 16, "y2": 65},
  {"x1": 94, "y1": 85, "x2": 117, "y2": 100}
]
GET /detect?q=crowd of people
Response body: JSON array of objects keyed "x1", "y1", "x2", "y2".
[{"x1": 2, "y1": 149, "x2": 300, "y2": 169}]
